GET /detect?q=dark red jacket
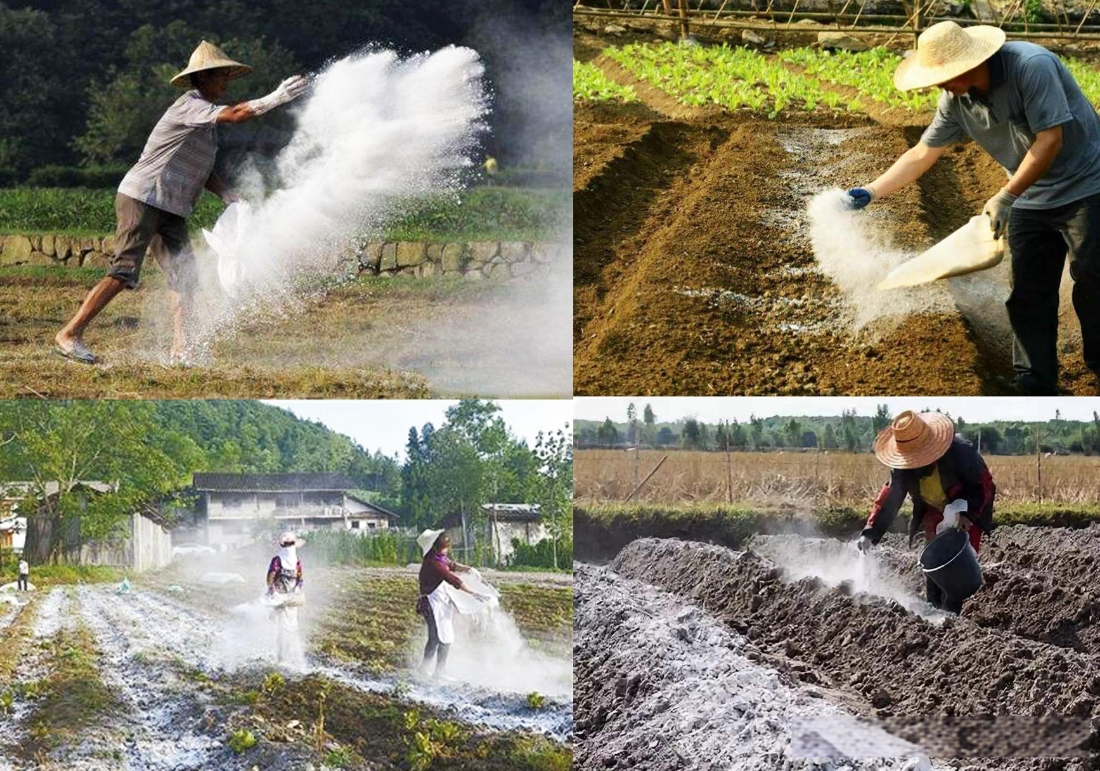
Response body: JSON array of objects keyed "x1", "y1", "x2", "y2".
[
  {"x1": 863, "y1": 436, "x2": 996, "y2": 546},
  {"x1": 419, "y1": 552, "x2": 463, "y2": 596}
]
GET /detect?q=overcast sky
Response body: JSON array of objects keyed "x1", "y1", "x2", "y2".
[
  {"x1": 266, "y1": 400, "x2": 572, "y2": 459},
  {"x1": 574, "y1": 397, "x2": 1100, "y2": 425}
]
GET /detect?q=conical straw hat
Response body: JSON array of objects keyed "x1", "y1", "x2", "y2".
[
  {"x1": 170, "y1": 40, "x2": 252, "y2": 88},
  {"x1": 873, "y1": 410, "x2": 955, "y2": 469},
  {"x1": 894, "y1": 21, "x2": 1005, "y2": 92}
]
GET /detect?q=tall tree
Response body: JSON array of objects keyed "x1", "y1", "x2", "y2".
[
  {"x1": 643, "y1": 404, "x2": 656, "y2": 446},
  {"x1": 0, "y1": 402, "x2": 202, "y2": 564}
]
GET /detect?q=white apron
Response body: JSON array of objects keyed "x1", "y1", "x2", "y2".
[{"x1": 426, "y1": 583, "x2": 456, "y2": 645}]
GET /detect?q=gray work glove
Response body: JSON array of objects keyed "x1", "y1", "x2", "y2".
[
  {"x1": 857, "y1": 535, "x2": 873, "y2": 553},
  {"x1": 247, "y1": 75, "x2": 310, "y2": 116},
  {"x1": 846, "y1": 186, "x2": 876, "y2": 211},
  {"x1": 982, "y1": 189, "x2": 1018, "y2": 239}
]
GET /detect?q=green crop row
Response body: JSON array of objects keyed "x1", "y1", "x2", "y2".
[
  {"x1": 777, "y1": 47, "x2": 939, "y2": 112},
  {"x1": 605, "y1": 41, "x2": 862, "y2": 118},
  {"x1": 573, "y1": 60, "x2": 638, "y2": 102},
  {"x1": 1062, "y1": 57, "x2": 1100, "y2": 108}
]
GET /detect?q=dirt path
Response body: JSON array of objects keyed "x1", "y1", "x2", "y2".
[{"x1": 603, "y1": 536, "x2": 1095, "y2": 769}]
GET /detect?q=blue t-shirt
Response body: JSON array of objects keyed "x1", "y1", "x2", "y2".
[{"x1": 921, "y1": 41, "x2": 1100, "y2": 209}]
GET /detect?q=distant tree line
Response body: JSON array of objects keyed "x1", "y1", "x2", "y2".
[
  {"x1": 578, "y1": 403, "x2": 1100, "y2": 457},
  {"x1": 0, "y1": 0, "x2": 569, "y2": 185}
]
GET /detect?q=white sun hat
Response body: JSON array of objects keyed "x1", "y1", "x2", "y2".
[{"x1": 417, "y1": 529, "x2": 446, "y2": 557}]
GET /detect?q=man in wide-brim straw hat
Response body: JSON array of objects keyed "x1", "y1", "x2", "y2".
[
  {"x1": 54, "y1": 41, "x2": 310, "y2": 364},
  {"x1": 857, "y1": 410, "x2": 996, "y2": 613},
  {"x1": 847, "y1": 21, "x2": 1100, "y2": 396}
]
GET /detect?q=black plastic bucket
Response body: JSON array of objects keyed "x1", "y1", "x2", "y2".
[{"x1": 919, "y1": 529, "x2": 983, "y2": 602}]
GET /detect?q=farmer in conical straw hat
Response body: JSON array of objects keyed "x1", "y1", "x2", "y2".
[
  {"x1": 416, "y1": 528, "x2": 486, "y2": 678},
  {"x1": 857, "y1": 411, "x2": 996, "y2": 614},
  {"x1": 54, "y1": 41, "x2": 310, "y2": 365},
  {"x1": 847, "y1": 21, "x2": 1100, "y2": 395}
]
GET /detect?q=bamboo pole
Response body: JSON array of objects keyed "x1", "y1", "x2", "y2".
[
  {"x1": 574, "y1": 6, "x2": 1100, "y2": 37},
  {"x1": 624, "y1": 455, "x2": 669, "y2": 502}
]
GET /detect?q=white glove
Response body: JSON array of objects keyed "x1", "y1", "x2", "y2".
[
  {"x1": 938, "y1": 499, "x2": 969, "y2": 534},
  {"x1": 247, "y1": 75, "x2": 310, "y2": 116},
  {"x1": 982, "y1": 189, "x2": 1017, "y2": 239},
  {"x1": 857, "y1": 535, "x2": 873, "y2": 553}
]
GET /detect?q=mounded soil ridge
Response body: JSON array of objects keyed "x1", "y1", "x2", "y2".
[{"x1": 609, "y1": 537, "x2": 1098, "y2": 769}]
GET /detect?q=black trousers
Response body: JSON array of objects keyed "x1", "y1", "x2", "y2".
[
  {"x1": 423, "y1": 611, "x2": 450, "y2": 673},
  {"x1": 1007, "y1": 192, "x2": 1100, "y2": 394},
  {"x1": 925, "y1": 575, "x2": 964, "y2": 614},
  {"x1": 17, "y1": 574, "x2": 27, "y2": 591}
]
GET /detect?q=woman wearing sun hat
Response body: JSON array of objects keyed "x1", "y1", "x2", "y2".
[
  {"x1": 857, "y1": 411, "x2": 996, "y2": 613},
  {"x1": 416, "y1": 529, "x2": 487, "y2": 678},
  {"x1": 847, "y1": 21, "x2": 1100, "y2": 396},
  {"x1": 55, "y1": 40, "x2": 309, "y2": 365}
]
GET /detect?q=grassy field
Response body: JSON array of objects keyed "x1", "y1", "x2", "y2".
[
  {"x1": 576, "y1": 448, "x2": 1100, "y2": 509},
  {"x1": 0, "y1": 265, "x2": 554, "y2": 398},
  {"x1": 0, "y1": 187, "x2": 568, "y2": 242}
]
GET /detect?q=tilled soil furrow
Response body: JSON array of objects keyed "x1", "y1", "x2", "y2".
[
  {"x1": 574, "y1": 561, "x2": 935, "y2": 771},
  {"x1": 573, "y1": 111, "x2": 987, "y2": 395},
  {"x1": 751, "y1": 531, "x2": 1100, "y2": 654},
  {"x1": 612, "y1": 538, "x2": 1097, "y2": 770},
  {"x1": 76, "y1": 586, "x2": 226, "y2": 771}
]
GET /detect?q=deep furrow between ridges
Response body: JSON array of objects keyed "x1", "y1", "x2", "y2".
[{"x1": 611, "y1": 538, "x2": 1100, "y2": 727}]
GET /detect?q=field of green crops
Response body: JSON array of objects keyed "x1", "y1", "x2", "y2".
[
  {"x1": 576, "y1": 41, "x2": 1100, "y2": 118},
  {"x1": 573, "y1": 60, "x2": 638, "y2": 102}
]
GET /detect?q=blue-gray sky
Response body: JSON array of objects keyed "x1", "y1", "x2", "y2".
[{"x1": 266, "y1": 400, "x2": 571, "y2": 459}]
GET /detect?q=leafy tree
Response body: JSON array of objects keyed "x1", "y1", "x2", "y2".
[
  {"x1": 597, "y1": 418, "x2": 618, "y2": 449},
  {"x1": 626, "y1": 403, "x2": 638, "y2": 446},
  {"x1": 785, "y1": 419, "x2": 801, "y2": 449},
  {"x1": 0, "y1": 402, "x2": 202, "y2": 564},
  {"x1": 872, "y1": 404, "x2": 892, "y2": 435},
  {"x1": 682, "y1": 419, "x2": 702, "y2": 450},
  {"x1": 823, "y1": 423, "x2": 839, "y2": 450},
  {"x1": 656, "y1": 427, "x2": 675, "y2": 447},
  {"x1": 643, "y1": 404, "x2": 656, "y2": 445},
  {"x1": 532, "y1": 426, "x2": 571, "y2": 570}
]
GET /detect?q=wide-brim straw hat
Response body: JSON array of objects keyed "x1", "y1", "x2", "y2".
[
  {"x1": 894, "y1": 21, "x2": 1006, "y2": 91},
  {"x1": 170, "y1": 40, "x2": 252, "y2": 88},
  {"x1": 417, "y1": 529, "x2": 446, "y2": 557},
  {"x1": 873, "y1": 410, "x2": 955, "y2": 469}
]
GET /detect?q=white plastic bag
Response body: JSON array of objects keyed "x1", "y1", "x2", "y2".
[
  {"x1": 936, "y1": 499, "x2": 969, "y2": 535},
  {"x1": 202, "y1": 201, "x2": 254, "y2": 296},
  {"x1": 878, "y1": 214, "x2": 1004, "y2": 290},
  {"x1": 444, "y1": 567, "x2": 501, "y2": 615}
]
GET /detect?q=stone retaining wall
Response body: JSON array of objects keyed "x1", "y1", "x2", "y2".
[{"x1": 0, "y1": 233, "x2": 564, "y2": 280}]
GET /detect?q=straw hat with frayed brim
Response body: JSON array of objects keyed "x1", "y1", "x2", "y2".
[
  {"x1": 417, "y1": 529, "x2": 446, "y2": 557},
  {"x1": 873, "y1": 410, "x2": 956, "y2": 470},
  {"x1": 893, "y1": 21, "x2": 1005, "y2": 92},
  {"x1": 170, "y1": 40, "x2": 253, "y2": 88}
]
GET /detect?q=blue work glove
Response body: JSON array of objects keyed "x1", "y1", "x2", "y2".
[{"x1": 846, "y1": 187, "x2": 876, "y2": 210}]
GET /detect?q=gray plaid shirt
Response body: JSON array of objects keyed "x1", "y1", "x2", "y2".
[{"x1": 118, "y1": 90, "x2": 225, "y2": 217}]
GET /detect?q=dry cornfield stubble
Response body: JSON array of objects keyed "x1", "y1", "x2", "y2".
[{"x1": 574, "y1": 449, "x2": 1100, "y2": 507}]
